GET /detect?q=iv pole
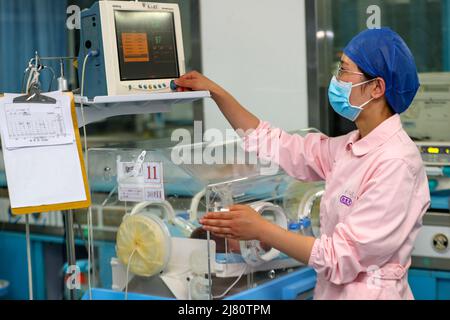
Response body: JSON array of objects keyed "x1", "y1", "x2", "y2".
[
  {"x1": 64, "y1": 210, "x2": 77, "y2": 300},
  {"x1": 21, "y1": 53, "x2": 79, "y2": 301}
]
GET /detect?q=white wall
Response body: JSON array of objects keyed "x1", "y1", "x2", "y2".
[{"x1": 200, "y1": 0, "x2": 309, "y2": 134}]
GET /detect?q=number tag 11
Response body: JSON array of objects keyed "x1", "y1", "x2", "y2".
[
  {"x1": 118, "y1": 161, "x2": 165, "y2": 202},
  {"x1": 143, "y1": 162, "x2": 165, "y2": 201}
]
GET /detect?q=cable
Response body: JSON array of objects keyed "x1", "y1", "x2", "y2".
[
  {"x1": 80, "y1": 53, "x2": 92, "y2": 300},
  {"x1": 80, "y1": 51, "x2": 98, "y2": 300},
  {"x1": 43, "y1": 66, "x2": 56, "y2": 92},
  {"x1": 213, "y1": 265, "x2": 248, "y2": 300},
  {"x1": 124, "y1": 249, "x2": 137, "y2": 300},
  {"x1": 86, "y1": 208, "x2": 93, "y2": 299}
]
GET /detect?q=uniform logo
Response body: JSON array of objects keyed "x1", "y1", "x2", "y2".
[
  {"x1": 340, "y1": 195, "x2": 353, "y2": 207},
  {"x1": 339, "y1": 189, "x2": 357, "y2": 207}
]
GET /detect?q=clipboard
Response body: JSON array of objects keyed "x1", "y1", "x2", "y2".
[{"x1": 0, "y1": 90, "x2": 91, "y2": 215}]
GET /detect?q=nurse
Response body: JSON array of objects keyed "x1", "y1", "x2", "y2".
[{"x1": 174, "y1": 28, "x2": 430, "y2": 300}]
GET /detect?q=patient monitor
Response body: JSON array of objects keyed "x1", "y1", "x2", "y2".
[
  {"x1": 401, "y1": 72, "x2": 450, "y2": 141},
  {"x1": 78, "y1": 1, "x2": 186, "y2": 98}
]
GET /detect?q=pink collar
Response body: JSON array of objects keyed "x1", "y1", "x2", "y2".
[{"x1": 345, "y1": 115, "x2": 403, "y2": 157}]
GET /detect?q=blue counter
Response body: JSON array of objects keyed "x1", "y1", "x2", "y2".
[
  {"x1": 409, "y1": 269, "x2": 450, "y2": 300},
  {"x1": 81, "y1": 267, "x2": 317, "y2": 301}
]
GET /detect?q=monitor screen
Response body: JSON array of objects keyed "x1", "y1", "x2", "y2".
[{"x1": 114, "y1": 10, "x2": 180, "y2": 81}]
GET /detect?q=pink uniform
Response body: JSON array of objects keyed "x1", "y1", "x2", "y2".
[{"x1": 243, "y1": 115, "x2": 430, "y2": 300}]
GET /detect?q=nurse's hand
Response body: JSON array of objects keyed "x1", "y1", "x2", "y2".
[
  {"x1": 175, "y1": 71, "x2": 260, "y2": 132},
  {"x1": 174, "y1": 71, "x2": 224, "y2": 95},
  {"x1": 199, "y1": 205, "x2": 270, "y2": 241}
]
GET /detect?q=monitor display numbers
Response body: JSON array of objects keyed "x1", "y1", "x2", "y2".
[
  {"x1": 421, "y1": 146, "x2": 450, "y2": 155},
  {"x1": 122, "y1": 33, "x2": 150, "y2": 63},
  {"x1": 115, "y1": 10, "x2": 179, "y2": 81},
  {"x1": 419, "y1": 144, "x2": 450, "y2": 165}
]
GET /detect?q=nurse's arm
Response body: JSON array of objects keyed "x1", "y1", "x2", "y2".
[
  {"x1": 242, "y1": 122, "x2": 342, "y2": 181},
  {"x1": 176, "y1": 71, "x2": 342, "y2": 182},
  {"x1": 259, "y1": 223, "x2": 316, "y2": 265},
  {"x1": 175, "y1": 71, "x2": 260, "y2": 132}
]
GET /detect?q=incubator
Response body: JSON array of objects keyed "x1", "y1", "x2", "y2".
[{"x1": 85, "y1": 131, "x2": 323, "y2": 300}]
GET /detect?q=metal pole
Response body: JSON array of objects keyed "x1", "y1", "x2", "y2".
[
  {"x1": 25, "y1": 215, "x2": 33, "y2": 300},
  {"x1": 64, "y1": 210, "x2": 77, "y2": 300}
]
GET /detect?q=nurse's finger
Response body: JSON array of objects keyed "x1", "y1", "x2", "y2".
[
  {"x1": 202, "y1": 212, "x2": 235, "y2": 220},
  {"x1": 200, "y1": 219, "x2": 232, "y2": 228},
  {"x1": 174, "y1": 78, "x2": 195, "y2": 88},
  {"x1": 229, "y1": 205, "x2": 251, "y2": 211},
  {"x1": 211, "y1": 232, "x2": 233, "y2": 239},
  {"x1": 180, "y1": 70, "x2": 200, "y2": 80},
  {"x1": 202, "y1": 226, "x2": 233, "y2": 235}
]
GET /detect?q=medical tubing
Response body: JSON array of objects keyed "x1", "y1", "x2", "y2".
[
  {"x1": 189, "y1": 188, "x2": 206, "y2": 222},
  {"x1": 130, "y1": 200, "x2": 176, "y2": 222},
  {"x1": 125, "y1": 249, "x2": 137, "y2": 300},
  {"x1": 80, "y1": 51, "x2": 97, "y2": 300},
  {"x1": 213, "y1": 265, "x2": 248, "y2": 299}
]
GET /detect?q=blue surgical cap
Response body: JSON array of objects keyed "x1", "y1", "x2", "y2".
[{"x1": 343, "y1": 27, "x2": 419, "y2": 114}]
